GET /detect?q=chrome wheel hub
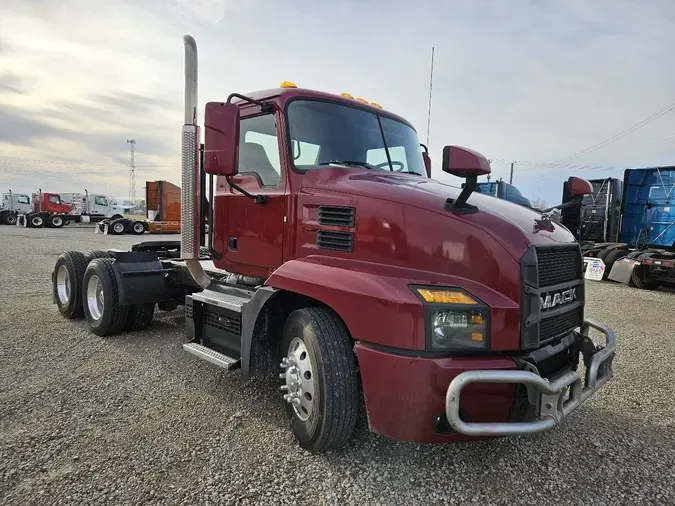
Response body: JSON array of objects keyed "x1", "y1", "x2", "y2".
[
  {"x1": 280, "y1": 337, "x2": 315, "y2": 421},
  {"x1": 56, "y1": 265, "x2": 70, "y2": 305},
  {"x1": 86, "y1": 274, "x2": 104, "y2": 321}
]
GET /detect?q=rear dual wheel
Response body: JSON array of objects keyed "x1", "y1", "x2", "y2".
[
  {"x1": 82, "y1": 258, "x2": 155, "y2": 336},
  {"x1": 53, "y1": 251, "x2": 88, "y2": 318}
]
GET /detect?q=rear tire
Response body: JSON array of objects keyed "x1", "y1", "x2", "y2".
[
  {"x1": 124, "y1": 304, "x2": 155, "y2": 332},
  {"x1": 130, "y1": 221, "x2": 146, "y2": 235},
  {"x1": 53, "y1": 251, "x2": 87, "y2": 319},
  {"x1": 279, "y1": 308, "x2": 359, "y2": 453},
  {"x1": 631, "y1": 259, "x2": 660, "y2": 290},
  {"x1": 82, "y1": 258, "x2": 129, "y2": 336},
  {"x1": 48, "y1": 215, "x2": 65, "y2": 228},
  {"x1": 109, "y1": 220, "x2": 127, "y2": 235},
  {"x1": 602, "y1": 249, "x2": 628, "y2": 280},
  {"x1": 29, "y1": 214, "x2": 45, "y2": 228},
  {"x1": 83, "y1": 250, "x2": 111, "y2": 265}
]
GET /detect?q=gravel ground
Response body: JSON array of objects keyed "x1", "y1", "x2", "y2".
[{"x1": 0, "y1": 225, "x2": 674, "y2": 506}]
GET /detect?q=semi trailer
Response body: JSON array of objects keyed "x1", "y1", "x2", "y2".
[
  {"x1": 1, "y1": 191, "x2": 32, "y2": 225},
  {"x1": 50, "y1": 34, "x2": 616, "y2": 453},
  {"x1": 475, "y1": 179, "x2": 532, "y2": 208},
  {"x1": 561, "y1": 169, "x2": 675, "y2": 289},
  {"x1": 96, "y1": 180, "x2": 181, "y2": 235}
]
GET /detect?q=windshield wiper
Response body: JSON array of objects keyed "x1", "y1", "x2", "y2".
[
  {"x1": 397, "y1": 171, "x2": 422, "y2": 176},
  {"x1": 319, "y1": 160, "x2": 381, "y2": 170}
]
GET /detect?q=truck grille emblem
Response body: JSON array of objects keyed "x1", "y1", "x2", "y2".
[{"x1": 540, "y1": 288, "x2": 577, "y2": 310}]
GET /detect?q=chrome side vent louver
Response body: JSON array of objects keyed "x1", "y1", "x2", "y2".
[
  {"x1": 318, "y1": 206, "x2": 355, "y2": 227},
  {"x1": 317, "y1": 230, "x2": 354, "y2": 252}
]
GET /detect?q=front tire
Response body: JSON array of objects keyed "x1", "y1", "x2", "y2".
[
  {"x1": 279, "y1": 308, "x2": 359, "y2": 453},
  {"x1": 3, "y1": 213, "x2": 17, "y2": 225},
  {"x1": 82, "y1": 258, "x2": 129, "y2": 336},
  {"x1": 53, "y1": 251, "x2": 88, "y2": 319}
]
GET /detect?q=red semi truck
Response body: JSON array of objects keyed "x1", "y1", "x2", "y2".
[{"x1": 50, "y1": 35, "x2": 616, "y2": 452}]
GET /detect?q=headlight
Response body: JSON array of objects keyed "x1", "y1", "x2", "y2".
[{"x1": 413, "y1": 287, "x2": 489, "y2": 351}]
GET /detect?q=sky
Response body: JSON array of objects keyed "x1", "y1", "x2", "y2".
[{"x1": 1, "y1": 0, "x2": 674, "y2": 206}]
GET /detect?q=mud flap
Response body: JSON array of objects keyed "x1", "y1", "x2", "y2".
[
  {"x1": 608, "y1": 257, "x2": 638, "y2": 285},
  {"x1": 583, "y1": 258, "x2": 605, "y2": 281}
]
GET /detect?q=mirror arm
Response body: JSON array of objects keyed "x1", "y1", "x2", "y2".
[
  {"x1": 226, "y1": 93, "x2": 275, "y2": 113},
  {"x1": 444, "y1": 175, "x2": 480, "y2": 215},
  {"x1": 542, "y1": 195, "x2": 583, "y2": 213},
  {"x1": 225, "y1": 175, "x2": 269, "y2": 205}
]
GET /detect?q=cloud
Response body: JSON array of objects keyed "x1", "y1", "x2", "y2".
[{"x1": 0, "y1": 0, "x2": 674, "y2": 205}]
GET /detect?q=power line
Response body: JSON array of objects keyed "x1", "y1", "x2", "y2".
[{"x1": 545, "y1": 100, "x2": 675, "y2": 167}]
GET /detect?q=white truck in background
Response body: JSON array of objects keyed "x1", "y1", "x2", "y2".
[
  {"x1": 59, "y1": 191, "x2": 134, "y2": 223},
  {"x1": 1, "y1": 191, "x2": 32, "y2": 225}
]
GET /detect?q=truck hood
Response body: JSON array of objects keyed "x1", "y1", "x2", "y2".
[{"x1": 301, "y1": 168, "x2": 575, "y2": 261}]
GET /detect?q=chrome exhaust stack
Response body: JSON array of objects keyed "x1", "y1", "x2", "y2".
[{"x1": 181, "y1": 35, "x2": 212, "y2": 289}]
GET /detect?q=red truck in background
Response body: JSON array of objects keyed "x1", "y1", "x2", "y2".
[
  {"x1": 97, "y1": 180, "x2": 182, "y2": 235},
  {"x1": 17, "y1": 190, "x2": 74, "y2": 228},
  {"x1": 50, "y1": 35, "x2": 616, "y2": 453}
]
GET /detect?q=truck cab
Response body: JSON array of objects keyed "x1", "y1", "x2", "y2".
[
  {"x1": 50, "y1": 35, "x2": 616, "y2": 453},
  {"x1": 0, "y1": 192, "x2": 31, "y2": 225}
]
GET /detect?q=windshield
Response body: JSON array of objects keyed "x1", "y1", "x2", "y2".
[{"x1": 287, "y1": 100, "x2": 426, "y2": 176}]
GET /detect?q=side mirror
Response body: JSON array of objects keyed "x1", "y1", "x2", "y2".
[
  {"x1": 420, "y1": 143, "x2": 432, "y2": 178},
  {"x1": 567, "y1": 176, "x2": 593, "y2": 197},
  {"x1": 441, "y1": 145, "x2": 491, "y2": 178},
  {"x1": 204, "y1": 101, "x2": 240, "y2": 176},
  {"x1": 442, "y1": 146, "x2": 491, "y2": 214}
]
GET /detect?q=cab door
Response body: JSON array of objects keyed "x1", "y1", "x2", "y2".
[{"x1": 214, "y1": 105, "x2": 287, "y2": 278}]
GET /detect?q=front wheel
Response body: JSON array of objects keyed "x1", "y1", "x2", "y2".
[{"x1": 279, "y1": 308, "x2": 359, "y2": 453}]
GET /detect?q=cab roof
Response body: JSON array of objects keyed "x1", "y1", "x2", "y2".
[{"x1": 230, "y1": 87, "x2": 417, "y2": 132}]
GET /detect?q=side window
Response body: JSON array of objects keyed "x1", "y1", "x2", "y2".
[
  {"x1": 366, "y1": 146, "x2": 408, "y2": 171},
  {"x1": 94, "y1": 196, "x2": 107, "y2": 206},
  {"x1": 48, "y1": 195, "x2": 60, "y2": 204},
  {"x1": 238, "y1": 114, "x2": 281, "y2": 187},
  {"x1": 17, "y1": 195, "x2": 29, "y2": 204}
]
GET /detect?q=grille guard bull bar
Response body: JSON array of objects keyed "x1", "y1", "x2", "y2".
[{"x1": 445, "y1": 318, "x2": 616, "y2": 437}]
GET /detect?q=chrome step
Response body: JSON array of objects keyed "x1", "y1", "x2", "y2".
[
  {"x1": 191, "y1": 289, "x2": 249, "y2": 312},
  {"x1": 183, "y1": 342, "x2": 241, "y2": 370}
]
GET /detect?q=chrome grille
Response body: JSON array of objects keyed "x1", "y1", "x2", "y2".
[{"x1": 520, "y1": 244, "x2": 584, "y2": 349}]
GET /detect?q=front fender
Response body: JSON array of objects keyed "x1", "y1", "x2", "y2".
[
  {"x1": 265, "y1": 256, "x2": 521, "y2": 351},
  {"x1": 266, "y1": 257, "x2": 426, "y2": 350}
]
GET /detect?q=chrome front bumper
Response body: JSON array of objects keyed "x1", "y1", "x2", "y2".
[{"x1": 445, "y1": 318, "x2": 616, "y2": 437}]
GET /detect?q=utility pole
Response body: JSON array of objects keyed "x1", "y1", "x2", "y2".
[
  {"x1": 509, "y1": 161, "x2": 515, "y2": 184},
  {"x1": 127, "y1": 139, "x2": 136, "y2": 203}
]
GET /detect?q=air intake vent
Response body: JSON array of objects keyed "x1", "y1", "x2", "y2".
[
  {"x1": 318, "y1": 206, "x2": 355, "y2": 227},
  {"x1": 317, "y1": 230, "x2": 354, "y2": 252}
]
